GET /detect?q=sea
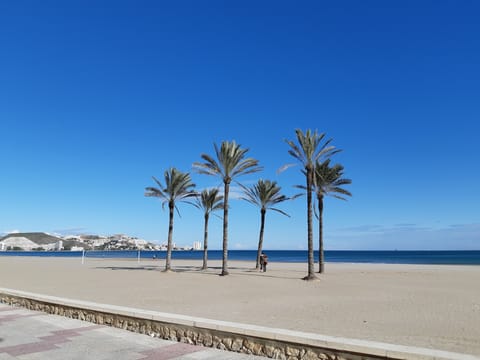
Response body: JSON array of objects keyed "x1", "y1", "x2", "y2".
[{"x1": 0, "y1": 250, "x2": 479, "y2": 265}]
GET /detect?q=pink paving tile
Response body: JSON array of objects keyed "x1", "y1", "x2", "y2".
[
  {"x1": 0, "y1": 341, "x2": 60, "y2": 356},
  {"x1": 138, "y1": 342, "x2": 203, "y2": 360},
  {"x1": 50, "y1": 325, "x2": 104, "y2": 337},
  {"x1": 38, "y1": 325, "x2": 104, "y2": 342},
  {"x1": 0, "y1": 313, "x2": 42, "y2": 324},
  {"x1": 0, "y1": 324, "x2": 104, "y2": 357},
  {"x1": 0, "y1": 307, "x2": 21, "y2": 312}
]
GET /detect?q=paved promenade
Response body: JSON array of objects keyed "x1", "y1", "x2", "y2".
[{"x1": 0, "y1": 303, "x2": 265, "y2": 360}]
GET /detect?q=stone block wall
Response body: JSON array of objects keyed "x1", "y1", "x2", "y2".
[{"x1": 0, "y1": 293, "x2": 387, "y2": 360}]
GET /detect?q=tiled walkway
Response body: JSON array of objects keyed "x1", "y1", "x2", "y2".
[{"x1": 0, "y1": 304, "x2": 265, "y2": 359}]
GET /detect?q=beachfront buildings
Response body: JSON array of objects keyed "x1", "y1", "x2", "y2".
[
  {"x1": 0, "y1": 232, "x2": 202, "y2": 252},
  {"x1": 0, "y1": 233, "x2": 66, "y2": 251},
  {"x1": 0, "y1": 232, "x2": 154, "y2": 251}
]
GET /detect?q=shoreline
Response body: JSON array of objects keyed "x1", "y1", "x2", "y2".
[
  {"x1": 1, "y1": 257, "x2": 479, "y2": 356},
  {"x1": 0, "y1": 250, "x2": 480, "y2": 266}
]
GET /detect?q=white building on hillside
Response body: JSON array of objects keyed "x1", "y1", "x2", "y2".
[{"x1": 134, "y1": 239, "x2": 148, "y2": 248}]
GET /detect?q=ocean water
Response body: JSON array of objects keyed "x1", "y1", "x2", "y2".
[{"x1": 1, "y1": 250, "x2": 479, "y2": 265}]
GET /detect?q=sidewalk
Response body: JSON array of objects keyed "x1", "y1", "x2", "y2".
[{"x1": 0, "y1": 303, "x2": 265, "y2": 360}]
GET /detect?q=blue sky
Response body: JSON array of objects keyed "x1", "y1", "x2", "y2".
[{"x1": 1, "y1": 1, "x2": 479, "y2": 250}]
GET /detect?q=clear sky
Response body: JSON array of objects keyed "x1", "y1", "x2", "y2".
[{"x1": 1, "y1": 1, "x2": 479, "y2": 250}]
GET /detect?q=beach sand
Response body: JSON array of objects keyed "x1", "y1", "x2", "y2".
[{"x1": 0, "y1": 257, "x2": 479, "y2": 356}]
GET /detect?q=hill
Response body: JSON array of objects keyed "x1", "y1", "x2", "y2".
[{"x1": 0, "y1": 232, "x2": 63, "y2": 245}]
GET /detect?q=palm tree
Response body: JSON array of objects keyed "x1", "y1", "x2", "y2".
[
  {"x1": 145, "y1": 168, "x2": 196, "y2": 272},
  {"x1": 313, "y1": 160, "x2": 352, "y2": 273},
  {"x1": 284, "y1": 129, "x2": 339, "y2": 280},
  {"x1": 193, "y1": 141, "x2": 262, "y2": 276},
  {"x1": 240, "y1": 179, "x2": 294, "y2": 270},
  {"x1": 194, "y1": 188, "x2": 224, "y2": 270}
]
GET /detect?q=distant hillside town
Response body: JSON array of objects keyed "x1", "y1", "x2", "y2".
[{"x1": 0, "y1": 232, "x2": 202, "y2": 252}]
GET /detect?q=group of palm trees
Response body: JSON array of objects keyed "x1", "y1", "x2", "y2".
[{"x1": 145, "y1": 129, "x2": 351, "y2": 281}]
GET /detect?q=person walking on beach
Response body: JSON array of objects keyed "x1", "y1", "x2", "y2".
[{"x1": 260, "y1": 252, "x2": 268, "y2": 272}]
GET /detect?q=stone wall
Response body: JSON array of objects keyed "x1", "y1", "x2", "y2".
[{"x1": 0, "y1": 292, "x2": 390, "y2": 360}]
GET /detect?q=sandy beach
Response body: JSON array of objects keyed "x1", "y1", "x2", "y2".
[{"x1": 0, "y1": 257, "x2": 479, "y2": 356}]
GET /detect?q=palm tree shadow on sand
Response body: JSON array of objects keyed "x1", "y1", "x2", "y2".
[
  {"x1": 94, "y1": 265, "x2": 304, "y2": 279},
  {"x1": 94, "y1": 266, "x2": 161, "y2": 271}
]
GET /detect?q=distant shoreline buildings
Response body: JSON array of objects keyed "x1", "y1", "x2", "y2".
[{"x1": 0, "y1": 232, "x2": 199, "y2": 252}]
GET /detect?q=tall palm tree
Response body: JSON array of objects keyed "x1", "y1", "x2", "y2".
[
  {"x1": 240, "y1": 179, "x2": 294, "y2": 270},
  {"x1": 193, "y1": 141, "x2": 262, "y2": 276},
  {"x1": 313, "y1": 160, "x2": 352, "y2": 274},
  {"x1": 284, "y1": 129, "x2": 339, "y2": 280},
  {"x1": 194, "y1": 188, "x2": 224, "y2": 270},
  {"x1": 145, "y1": 168, "x2": 196, "y2": 272}
]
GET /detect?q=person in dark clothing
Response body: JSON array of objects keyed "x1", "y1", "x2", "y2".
[{"x1": 260, "y1": 252, "x2": 268, "y2": 272}]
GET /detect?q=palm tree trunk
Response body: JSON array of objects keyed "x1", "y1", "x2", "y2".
[
  {"x1": 221, "y1": 181, "x2": 230, "y2": 276},
  {"x1": 165, "y1": 201, "x2": 174, "y2": 272},
  {"x1": 256, "y1": 208, "x2": 266, "y2": 270},
  {"x1": 202, "y1": 213, "x2": 209, "y2": 270},
  {"x1": 305, "y1": 167, "x2": 317, "y2": 280},
  {"x1": 318, "y1": 195, "x2": 324, "y2": 273}
]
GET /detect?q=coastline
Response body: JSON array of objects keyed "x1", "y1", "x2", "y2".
[
  {"x1": 2, "y1": 249, "x2": 480, "y2": 265},
  {"x1": 1, "y1": 257, "x2": 479, "y2": 356}
]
